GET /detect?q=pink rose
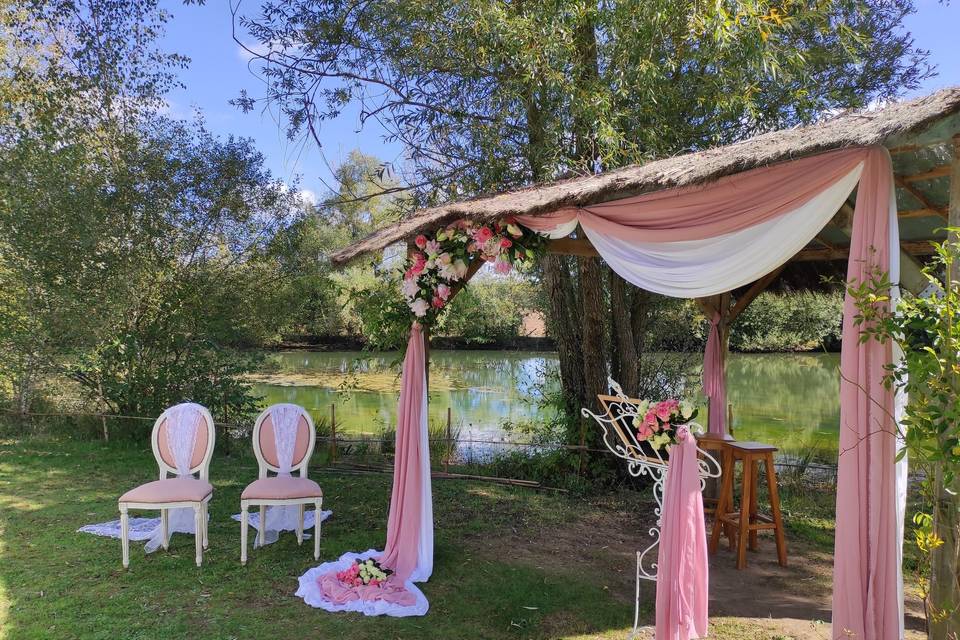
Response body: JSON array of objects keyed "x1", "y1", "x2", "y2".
[
  {"x1": 431, "y1": 295, "x2": 445, "y2": 309},
  {"x1": 474, "y1": 226, "x2": 493, "y2": 243},
  {"x1": 414, "y1": 235, "x2": 427, "y2": 249},
  {"x1": 410, "y1": 261, "x2": 425, "y2": 275},
  {"x1": 655, "y1": 401, "x2": 674, "y2": 421},
  {"x1": 637, "y1": 424, "x2": 653, "y2": 439},
  {"x1": 500, "y1": 237, "x2": 513, "y2": 248},
  {"x1": 436, "y1": 283, "x2": 451, "y2": 300}
]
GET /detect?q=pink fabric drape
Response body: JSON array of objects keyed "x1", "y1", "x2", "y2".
[
  {"x1": 518, "y1": 148, "x2": 865, "y2": 243},
  {"x1": 702, "y1": 312, "x2": 727, "y2": 435},
  {"x1": 380, "y1": 323, "x2": 427, "y2": 582},
  {"x1": 656, "y1": 434, "x2": 709, "y2": 640},
  {"x1": 318, "y1": 574, "x2": 418, "y2": 607},
  {"x1": 832, "y1": 147, "x2": 900, "y2": 640}
]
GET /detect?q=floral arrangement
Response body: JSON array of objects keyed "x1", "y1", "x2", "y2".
[
  {"x1": 633, "y1": 399, "x2": 698, "y2": 451},
  {"x1": 400, "y1": 217, "x2": 546, "y2": 324},
  {"x1": 336, "y1": 558, "x2": 393, "y2": 587}
]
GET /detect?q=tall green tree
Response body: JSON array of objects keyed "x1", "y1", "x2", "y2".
[{"x1": 236, "y1": 0, "x2": 931, "y2": 421}]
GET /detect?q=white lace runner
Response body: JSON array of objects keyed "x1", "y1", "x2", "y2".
[
  {"x1": 78, "y1": 403, "x2": 205, "y2": 552},
  {"x1": 253, "y1": 404, "x2": 307, "y2": 547},
  {"x1": 231, "y1": 508, "x2": 333, "y2": 539}
]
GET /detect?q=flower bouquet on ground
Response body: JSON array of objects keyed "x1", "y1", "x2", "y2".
[
  {"x1": 336, "y1": 558, "x2": 393, "y2": 588},
  {"x1": 634, "y1": 399, "x2": 698, "y2": 451}
]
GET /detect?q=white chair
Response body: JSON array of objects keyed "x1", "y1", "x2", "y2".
[
  {"x1": 240, "y1": 404, "x2": 323, "y2": 564},
  {"x1": 118, "y1": 403, "x2": 216, "y2": 568}
]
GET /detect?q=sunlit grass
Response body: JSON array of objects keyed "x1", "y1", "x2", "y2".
[{"x1": 0, "y1": 435, "x2": 634, "y2": 640}]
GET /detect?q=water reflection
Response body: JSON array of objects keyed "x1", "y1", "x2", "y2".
[{"x1": 253, "y1": 350, "x2": 841, "y2": 461}]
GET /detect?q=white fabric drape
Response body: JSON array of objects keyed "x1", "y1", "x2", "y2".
[
  {"x1": 145, "y1": 403, "x2": 204, "y2": 553},
  {"x1": 580, "y1": 164, "x2": 864, "y2": 297},
  {"x1": 409, "y1": 363, "x2": 433, "y2": 583},
  {"x1": 256, "y1": 403, "x2": 306, "y2": 547}
]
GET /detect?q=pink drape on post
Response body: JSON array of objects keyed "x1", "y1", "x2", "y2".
[
  {"x1": 832, "y1": 147, "x2": 900, "y2": 640},
  {"x1": 702, "y1": 312, "x2": 727, "y2": 435},
  {"x1": 380, "y1": 323, "x2": 428, "y2": 582},
  {"x1": 656, "y1": 434, "x2": 708, "y2": 640}
]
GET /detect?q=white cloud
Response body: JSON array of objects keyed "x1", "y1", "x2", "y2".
[
  {"x1": 299, "y1": 189, "x2": 318, "y2": 206},
  {"x1": 237, "y1": 41, "x2": 271, "y2": 63}
]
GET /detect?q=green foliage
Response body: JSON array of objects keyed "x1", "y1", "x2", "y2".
[
  {"x1": 848, "y1": 233, "x2": 960, "y2": 632},
  {"x1": 849, "y1": 235, "x2": 960, "y2": 477},
  {"x1": 237, "y1": 0, "x2": 930, "y2": 201},
  {"x1": 441, "y1": 276, "x2": 537, "y2": 344},
  {"x1": 0, "y1": 3, "x2": 304, "y2": 422},
  {"x1": 731, "y1": 290, "x2": 844, "y2": 351}
]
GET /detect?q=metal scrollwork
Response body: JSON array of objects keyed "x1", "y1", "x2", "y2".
[{"x1": 581, "y1": 378, "x2": 722, "y2": 638}]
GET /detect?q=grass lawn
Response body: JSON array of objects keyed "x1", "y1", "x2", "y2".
[{"x1": 0, "y1": 433, "x2": 926, "y2": 639}]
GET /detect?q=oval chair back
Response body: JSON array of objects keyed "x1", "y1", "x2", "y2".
[
  {"x1": 251, "y1": 404, "x2": 316, "y2": 479},
  {"x1": 150, "y1": 403, "x2": 216, "y2": 482}
]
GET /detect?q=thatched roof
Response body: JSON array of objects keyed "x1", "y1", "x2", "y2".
[{"x1": 331, "y1": 87, "x2": 960, "y2": 265}]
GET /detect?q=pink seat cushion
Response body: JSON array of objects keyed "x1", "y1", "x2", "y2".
[
  {"x1": 241, "y1": 476, "x2": 323, "y2": 500},
  {"x1": 120, "y1": 478, "x2": 213, "y2": 504}
]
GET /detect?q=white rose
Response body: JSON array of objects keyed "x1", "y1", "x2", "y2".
[{"x1": 410, "y1": 298, "x2": 429, "y2": 317}]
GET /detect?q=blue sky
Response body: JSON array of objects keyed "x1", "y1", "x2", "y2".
[{"x1": 159, "y1": 1, "x2": 960, "y2": 201}]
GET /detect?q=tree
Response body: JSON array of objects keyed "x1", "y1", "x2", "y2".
[
  {"x1": 234, "y1": 0, "x2": 931, "y2": 423},
  {"x1": 0, "y1": 0, "x2": 185, "y2": 413}
]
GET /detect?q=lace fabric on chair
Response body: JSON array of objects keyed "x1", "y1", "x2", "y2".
[
  {"x1": 255, "y1": 403, "x2": 306, "y2": 547},
  {"x1": 144, "y1": 403, "x2": 204, "y2": 553}
]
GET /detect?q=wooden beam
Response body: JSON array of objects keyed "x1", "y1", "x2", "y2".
[
  {"x1": 899, "y1": 207, "x2": 948, "y2": 219},
  {"x1": 729, "y1": 266, "x2": 785, "y2": 323},
  {"x1": 895, "y1": 176, "x2": 948, "y2": 220},
  {"x1": 888, "y1": 141, "x2": 949, "y2": 155},
  {"x1": 792, "y1": 241, "x2": 937, "y2": 262},
  {"x1": 902, "y1": 165, "x2": 951, "y2": 183},
  {"x1": 547, "y1": 237, "x2": 599, "y2": 257}
]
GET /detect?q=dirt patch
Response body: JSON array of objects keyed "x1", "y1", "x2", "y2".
[{"x1": 469, "y1": 493, "x2": 927, "y2": 639}]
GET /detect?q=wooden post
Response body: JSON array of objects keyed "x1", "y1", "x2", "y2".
[
  {"x1": 445, "y1": 407, "x2": 452, "y2": 474},
  {"x1": 330, "y1": 403, "x2": 337, "y2": 463}
]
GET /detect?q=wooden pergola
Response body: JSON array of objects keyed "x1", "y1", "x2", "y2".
[{"x1": 332, "y1": 88, "x2": 960, "y2": 401}]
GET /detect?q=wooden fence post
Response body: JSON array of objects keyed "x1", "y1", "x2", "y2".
[
  {"x1": 445, "y1": 407, "x2": 452, "y2": 474},
  {"x1": 330, "y1": 403, "x2": 337, "y2": 463}
]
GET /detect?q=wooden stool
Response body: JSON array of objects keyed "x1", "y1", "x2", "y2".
[
  {"x1": 696, "y1": 432, "x2": 736, "y2": 516},
  {"x1": 710, "y1": 441, "x2": 787, "y2": 569}
]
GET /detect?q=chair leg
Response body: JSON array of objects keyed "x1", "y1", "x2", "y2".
[
  {"x1": 765, "y1": 454, "x2": 788, "y2": 567},
  {"x1": 202, "y1": 504, "x2": 209, "y2": 550},
  {"x1": 120, "y1": 505, "x2": 130, "y2": 569},
  {"x1": 737, "y1": 458, "x2": 753, "y2": 570},
  {"x1": 194, "y1": 504, "x2": 203, "y2": 567},
  {"x1": 240, "y1": 503, "x2": 249, "y2": 565},
  {"x1": 258, "y1": 505, "x2": 266, "y2": 549},
  {"x1": 161, "y1": 508, "x2": 169, "y2": 550},
  {"x1": 314, "y1": 498, "x2": 322, "y2": 561},
  {"x1": 297, "y1": 504, "x2": 304, "y2": 546}
]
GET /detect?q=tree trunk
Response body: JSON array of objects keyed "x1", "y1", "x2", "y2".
[
  {"x1": 609, "y1": 268, "x2": 639, "y2": 397},
  {"x1": 928, "y1": 135, "x2": 960, "y2": 639},
  {"x1": 542, "y1": 254, "x2": 585, "y2": 417},
  {"x1": 579, "y1": 256, "x2": 607, "y2": 451}
]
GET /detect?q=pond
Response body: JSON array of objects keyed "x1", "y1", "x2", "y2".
[{"x1": 251, "y1": 350, "x2": 842, "y2": 463}]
